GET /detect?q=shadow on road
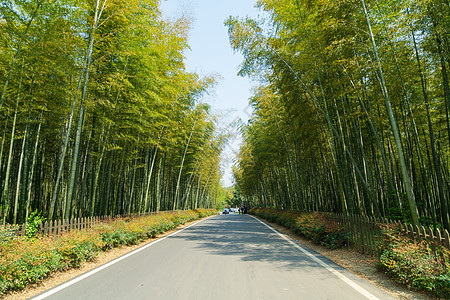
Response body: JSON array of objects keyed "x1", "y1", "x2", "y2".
[{"x1": 171, "y1": 214, "x2": 334, "y2": 274}]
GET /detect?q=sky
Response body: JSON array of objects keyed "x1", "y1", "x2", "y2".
[{"x1": 160, "y1": 0, "x2": 261, "y2": 187}]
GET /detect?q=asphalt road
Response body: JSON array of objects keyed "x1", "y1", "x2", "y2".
[{"x1": 32, "y1": 214, "x2": 395, "y2": 300}]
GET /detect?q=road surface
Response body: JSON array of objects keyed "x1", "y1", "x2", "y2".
[{"x1": 32, "y1": 214, "x2": 394, "y2": 300}]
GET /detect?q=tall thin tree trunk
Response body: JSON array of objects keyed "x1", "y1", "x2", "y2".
[
  {"x1": 12, "y1": 114, "x2": 29, "y2": 224},
  {"x1": 361, "y1": 0, "x2": 419, "y2": 225},
  {"x1": 25, "y1": 112, "x2": 43, "y2": 221},
  {"x1": 411, "y1": 28, "x2": 449, "y2": 228},
  {"x1": 1, "y1": 86, "x2": 21, "y2": 224},
  {"x1": 65, "y1": 104, "x2": 86, "y2": 219},
  {"x1": 173, "y1": 114, "x2": 198, "y2": 210},
  {"x1": 49, "y1": 0, "x2": 107, "y2": 220},
  {"x1": 144, "y1": 128, "x2": 164, "y2": 212}
]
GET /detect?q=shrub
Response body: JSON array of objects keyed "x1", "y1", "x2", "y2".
[
  {"x1": 101, "y1": 229, "x2": 140, "y2": 249},
  {"x1": 25, "y1": 210, "x2": 46, "y2": 239},
  {"x1": 250, "y1": 208, "x2": 348, "y2": 250},
  {"x1": 378, "y1": 224, "x2": 450, "y2": 298},
  {"x1": 55, "y1": 230, "x2": 102, "y2": 269},
  {"x1": 0, "y1": 224, "x2": 18, "y2": 243}
]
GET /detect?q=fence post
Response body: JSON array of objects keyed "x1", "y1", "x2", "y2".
[
  {"x1": 49, "y1": 220, "x2": 54, "y2": 235},
  {"x1": 427, "y1": 226, "x2": 434, "y2": 243},
  {"x1": 444, "y1": 230, "x2": 450, "y2": 248},
  {"x1": 407, "y1": 224, "x2": 413, "y2": 239},
  {"x1": 436, "y1": 228, "x2": 442, "y2": 247},
  {"x1": 361, "y1": 216, "x2": 368, "y2": 254},
  {"x1": 368, "y1": 216, "x2": 376, "y2": 255},
  {"x1": 56, "y1": 220, "x2": 61, "y2": 235},
  {"x1": 419, "y1": 226, "x2": 426, "y2": 240},
  {"x1": 358, "y1": 216, "x2": 363, "y2": 253},
  {"x1": 43, "y1": 221, "x2": 48, "y2": 235}
]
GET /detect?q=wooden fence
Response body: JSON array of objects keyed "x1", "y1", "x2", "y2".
[
  {"x1": 9, "y1": 216, "x2": 105, "y2": 236},
  {"x1": 4, "y1": 211, "x2": 162, "y2": 237},
  {"x1": 330, "y1": 214, "x2": 450, "y2": 256}
]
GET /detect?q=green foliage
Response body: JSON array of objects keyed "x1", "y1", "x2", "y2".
[
  {"x1": 250, "y1": 208, "x2": 348, "y2": 250},
  {"x1": 378, "y1": 224, "x2": 450, "y2": 298},
  {"x1": 101, "y1": 229, "x2": 139, "y2": 249},
  {"x1": 0, "y1": 0, "x2": 224, "y2": 224},
  {"x1": 0, "y1": 224, "x2": 17, "y2": 243},
  {"x1": 230, "y1": 0, "x2": 450, "y2": 230},
  {"x1": 25, "y1": 210, "x2": 46, "y2": 239},
  {"x1": 226, "y1": 188, "x2": 243, "y2": 207}
]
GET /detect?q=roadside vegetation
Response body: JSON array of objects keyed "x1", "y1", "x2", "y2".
[
  {"x1": 251, "y1": 208, "x2": 450, "y2": 298},
  {"x1": 0, "y1": 209, "x2": 215, "y2": 297}
]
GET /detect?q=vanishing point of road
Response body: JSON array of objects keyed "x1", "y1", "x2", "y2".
[{"x1": 32, "y1": 214, "x2": 394, "y2": 300}]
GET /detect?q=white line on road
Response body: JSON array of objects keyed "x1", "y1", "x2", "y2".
[
  {"x1": 31, "y1": 216, "x2": 214, "y2": 300},
  {"x1": 249, "y1": 215, "x2": 380, "y2": 300}
]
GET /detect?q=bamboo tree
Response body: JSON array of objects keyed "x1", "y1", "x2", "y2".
[
  {"x1": 0, "y1": 0, "x2": 43, "y2": 113},
  {"x1": 49, "y1": 0, "x2": 107, "y2": 220},
  {"x1": 1, "y1": 75, "x2": 21, "y2": 224},
  {"x1": 12, "y1": 112, "x2": 29, "y2": 224},
  {"x1": 410, "y1": 26, "x2": 449, "y2": 228},
  {"x1": 143, "y1": 128, "x2": 164, "y2": 212},
  {"x1": 360, "y1": 0, "x2": 419, "y2": 225},
  {"x1": 64, "y1": 103, "x2": 85, "y2": 219},
  {"x1": 173, "y1": 112, "x2": 199, "y2": 210},
  {"x1": 25, "y1": 112, "x2": 42, "y2": 221}
]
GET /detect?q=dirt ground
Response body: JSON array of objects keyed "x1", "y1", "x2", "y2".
[{"x1": 3, "y1": 216, "x2": 432, "y2": 299}]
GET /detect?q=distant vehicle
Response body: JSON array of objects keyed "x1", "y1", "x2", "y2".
[
  {"x1": 222, "y1": 208, "x2": 229, "y2": 215},
  {"x1": 230, "y1": 208, "x2": 236, "y2": 213}
]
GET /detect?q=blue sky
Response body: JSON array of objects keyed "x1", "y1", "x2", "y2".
[{"x1": 160, "y1": 0, "x2": 260, "y2": 187}]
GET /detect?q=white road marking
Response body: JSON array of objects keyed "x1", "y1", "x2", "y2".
[
  {"x1": 249, "y1": 215, "x2": 380, "y2": 300},
  {"x1": 31, "y1": 216, "x2": 214, "y2": 300}
]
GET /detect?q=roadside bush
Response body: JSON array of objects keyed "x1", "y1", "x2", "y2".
[
  {"x1": 194, "y1": 208, "x2": 209, "y2": 218},
  {"x1": 102, "y1": 229, "x2": 140, "y2": 249},
  {"x1": 0, "y1": 224, "x2": 17, "y2": 243},
  {"x1": 25, "y1": 210, "x2": 46, "y2": 239},
  {"x1": 0, "y1": 209, "x2": 215, "y2": 297},
  {"x1": 0, "y1": 236, "x2": 54, "y2": 292},
  {"x1": 55, "y1": 230, "x2": 103, "y2": 269},
  {"x1": 378, "y1": 224, "x2": 450, "y2": 298},
  {"x1": 250, "y1": 208, "x2": 347, "y2": 250}
]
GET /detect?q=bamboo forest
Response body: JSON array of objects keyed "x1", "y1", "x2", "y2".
[
  {"x1": 229, "y1": 0, "x2": 450, "y2": 231},
  {"x1": 1, "y1": 0, "x2": 450, "y2": 233},
  {"x1": 0, "y1": 0, "x2": 225, "y2": 224}
]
